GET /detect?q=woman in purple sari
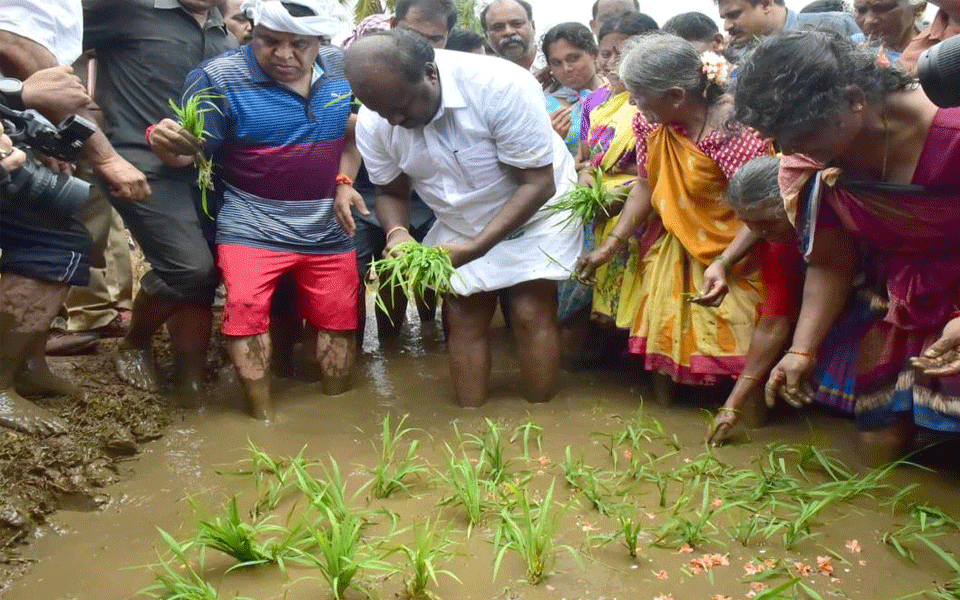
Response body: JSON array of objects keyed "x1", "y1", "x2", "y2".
[{"x1": 734, "y1": 31, "x2": 960, "y2": 463}]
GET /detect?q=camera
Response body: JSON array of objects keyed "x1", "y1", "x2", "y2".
[
  {"x1": 918, "y1": 35, "x2": 960, "y2": 108},
  {"x1": 0, "y1": 100, "x2": 95, "y2": 214}
]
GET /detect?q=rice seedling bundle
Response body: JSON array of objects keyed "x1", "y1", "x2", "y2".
[
  {"x1": 547, "y1": 168, "x2": 627, "y2": 228},
  {"x1": 368, "y1": 241, "x2": 459, "y2": 317},
  {"x1": 167, "y1": 88, "x2": 223, "y2": 216}
]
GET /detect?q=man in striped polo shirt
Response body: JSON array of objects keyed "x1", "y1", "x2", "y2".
[{"x1": 150, "y1": 0, "x2": 362, "y2": 420}]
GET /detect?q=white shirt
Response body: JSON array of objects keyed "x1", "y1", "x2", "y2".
[
  {"x1": 356, "y1": 49, "x2": 582, "y2": 295},
  {"x1": 0, "y1": 0, "x2": 83, "y2": 66}
]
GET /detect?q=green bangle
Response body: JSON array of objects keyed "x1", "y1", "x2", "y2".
[{"x1": 712, "y1": 255, "x2": 731, "y2": 270}]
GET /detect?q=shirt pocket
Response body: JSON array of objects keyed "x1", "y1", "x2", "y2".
[{"x1": 452, "y1": 142, "x2": 503, "y2": 191}]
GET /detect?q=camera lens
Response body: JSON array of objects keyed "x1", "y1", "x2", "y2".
[
  {"x1": 918, "y1": 35, "x2": 960, "y2": 108},
  {"x1": 2, "y1": 162, "x2": 91, "y2": 214}
]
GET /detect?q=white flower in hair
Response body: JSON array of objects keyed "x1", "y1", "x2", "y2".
[{"x1": 700, "y1": 51, "x2": 730, "y2": 88}]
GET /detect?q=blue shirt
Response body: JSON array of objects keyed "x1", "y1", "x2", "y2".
[{"x1": 182, "y1": 44, "x2": 353, "y2": 254}]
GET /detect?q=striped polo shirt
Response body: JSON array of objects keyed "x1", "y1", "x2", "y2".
[{"x1": 182, "y1": 43, "x2": 353, "y2": 254}]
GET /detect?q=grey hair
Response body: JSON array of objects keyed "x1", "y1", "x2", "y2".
[
  {"x1": 726, "y1": 156, "x2": 782, "y2": 211},
  {"x1": 617, "y1": 32, "x2": 723, "y2": 105}
]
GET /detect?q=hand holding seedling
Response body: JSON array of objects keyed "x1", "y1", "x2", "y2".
[
  {"x1": 438, "y1": 241, "x2": 479, "y2": 269},
  {"x1": 691, "y1": 260, "x2": 728, "y2": 307},
  {"x1": 150, "y1": 118, "x2": 204, "y2": 157},
  {"x1": 910, "y1": 316, "x2": 960, "y2": 376},
  {"x1": 574, "y1": 243, "x2": 615, "y2": 284},
  {"x1": 765, "y1": 352, "x2": 815, "y2": 409},
  {"x1": 706, "y1": 407, "x2": 738, "y2": 446}
]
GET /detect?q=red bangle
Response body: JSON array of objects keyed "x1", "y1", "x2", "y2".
[
  {"x1": 145, "y1": 124, "x2": 158, "y2": 146},
  {"x1": 786, "y1": 349, "x2": 812, "y2": 358},
  {"x1": 335, "y1": 173, "x2": 353, "y2": 187}
]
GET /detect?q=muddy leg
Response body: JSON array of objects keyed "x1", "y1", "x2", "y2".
[
  {"x1": 16, "y1": 349, "x2": 83, "y2": 398},
  {"x1": 652, "y1": 373, "x2": 676, "y2": 407},
  {"x1": 166, "y1": 302, "x2": 212, "y2": 406},
  {"x1": 226, "y1": 333, "x2": 273, "y2": 420},
  {"x1": 316, "y1": 330, "x2": 356, "y2": 395},
  {"x1": 375, "y1": 283, "x2": 407, "y2": 337},
  {"x1": 857, "y1": 413, "x2": 916, "y2": 468},
  {"x1": 115, "y1": 289, "x2": 178, "y2": 391},
  {"x1": 444, "y1": 291, "x2": 498, "y2": 407},
  {"x1": 0, "y1": 274, "x2": 70, "y2": 435},
  {"x1": 559, "y1": 306, "x2": 593, "y2": 370},
  {"x1": 507, "y1": 280, "x2": 561, "y2": 404}
]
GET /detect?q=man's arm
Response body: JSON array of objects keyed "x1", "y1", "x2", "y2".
[
  {"x1": 0, "y1": 29, "x2": 149, "y2": 200},
  {"x1": 375, "y1": 173, "x2": 414, "y2": 252},
  {"x1": 449, "y1": 163, "x2": 555, "y2": 267}
]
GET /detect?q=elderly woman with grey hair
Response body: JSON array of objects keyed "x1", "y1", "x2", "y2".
[
  {"x1": 574, "y1": 33, "x2": 772, "y2": 398},
  {"x1": 853, "y1": 0, "x2": 927, "y2": 63}
]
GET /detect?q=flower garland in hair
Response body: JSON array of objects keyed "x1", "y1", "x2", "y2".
[{"x1": 700, "y1": 51, "x2": 731, "y2": 88}]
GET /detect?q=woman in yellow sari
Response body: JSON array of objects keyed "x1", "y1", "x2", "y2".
[{"x1": 576, "y1": 33, "x2": 771, "y2": 388}]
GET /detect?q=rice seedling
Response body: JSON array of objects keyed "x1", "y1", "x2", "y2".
[
  {"x1": 463, "y1": 419, "x2": 512, "y2": 484},
  {"x1": 546, "y1": 168, "x2": 626, "y2": 228},
  {"x1": 780, "y1": 497, "x2": 828, "y2": 550},
  {"x1": 368, "y1": 241, "x2": 459, "y2": 320},
  {"x1": 562, "y1": 446, "x2": 587, "y2": 490},
  {"x1": 436, "y1": 445, "x2": 492, "y2": 534},
  {"x1": 510, "y1": 421, "x2": 543, "y2": 461},
  {"x1": 595, "y1": 406, "x2": 665, "y2": 469},
  {"x1": 368, "y1": 413, "x2": 429, "y2": 499},
  {"x1": 190, "y1": 495, "x2": 278, "y2": 568},
  {"x1": 292, "y1": 456, "x2": 372, "y2": 524},
  {"x1": 610, "y1": 510, "x2": 646, "y2": 559},
  {"x1": 296, "y1": 506, "x2": 394, "y2": 600},
  {"x1": 652, "y1": 481, "x2": 727, "y2": 549},
  {"x1": 884, "y1": 504, "x2": 960, "y2": 574},
  {"x1": 167, "y1": 87, "x2": 223, "y2": 216},
  {"x1": 142, "y1": 528, "x2": 226, "y2": 600},
  {"x1": 493, "y1": 481, "x2": 578, "y2": 585},
  {"x1": 390, "y1": 517, "x2": 462, "y2": 599}
]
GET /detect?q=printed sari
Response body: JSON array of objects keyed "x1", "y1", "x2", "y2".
[
  {"x1": 617, "y1": 118, "x2": 770, "y2": 385},
  {"x1": 781, "y1": 130, "x2": 960, "y2": 433},
  {"x1": 585, "y1": 89, "x2": 640, "y2": 323}
]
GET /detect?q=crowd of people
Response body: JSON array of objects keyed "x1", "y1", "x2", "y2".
[{"x1": 1, "y1": 0, "x2": 959, "y2": 466}]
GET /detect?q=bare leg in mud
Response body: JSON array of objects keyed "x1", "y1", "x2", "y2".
[
  {"x1": 116, "y1": 290, "x2": 210, "y2": 399},
  {"x1": 226, "y1": 333, "x2": 273, "y2": 420},
  {"x1": 506, "y1": 279, "x2": 561, "y2": 404},
  {"x1": 315, "y1": 329, "x2": 356, "y2": 395},
  {"x1": 444, "y1": 291, "x2": 498, "y2": 407},
  {"x1": 858, "y1": 413, "x2": 917, "y2": 468},
  {"x1": 0, "y1": 274, "x2": 70, "y2": 436}
]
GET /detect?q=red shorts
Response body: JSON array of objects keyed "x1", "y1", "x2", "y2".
[{"x1": 218, "y1": 244, "x2": 359, "y2": 336}]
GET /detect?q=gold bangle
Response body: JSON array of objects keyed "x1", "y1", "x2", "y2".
[
  {"x1": 385, "y1": 226, "x2": 409, "y2": 241},
  {"x1": 608, "y1": 231, "x2": 626, "y2": 244},
  {"x1": 786, "y1": 349, "x2": 812, "y2": 358},
  {"x1": 739, "y1": 374, "x2": 762, "y2": 382}
]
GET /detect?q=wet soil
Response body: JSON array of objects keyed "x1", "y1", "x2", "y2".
[
  {"x1": 3, "y1": 305, "x2": 960, "y2": 600},
  {"x1": 0, "y1": 338, "x2": 169, "y2": 587}
]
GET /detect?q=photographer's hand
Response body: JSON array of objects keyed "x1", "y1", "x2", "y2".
[
  {"x1": 21, "y1": 66, "x2": 91, "y2": 119},
  {"x1": 93, "y1": 151, "x2": 150, "y2": 201},
  {"x1": 0, "y1": 134, "x2": 26, "y2": 172}
]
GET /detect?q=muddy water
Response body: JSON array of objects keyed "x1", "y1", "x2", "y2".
[{"x1": 7, "y1": 308, "x2": 960, "y2": 600}]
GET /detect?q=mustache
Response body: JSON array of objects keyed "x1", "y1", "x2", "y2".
[{"x1": 498, "y1": 35, "x2": 527, "y2": 51}]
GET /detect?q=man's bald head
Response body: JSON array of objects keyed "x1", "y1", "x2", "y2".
[{"x1": 344, "y1": 29, "x2": 442, "y2": 129}]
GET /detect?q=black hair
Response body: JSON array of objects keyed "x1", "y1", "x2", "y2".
[
  {"x1": 597, "y1": 11, "x2": 658, "y2": 43},
  {"x1": 541, "y1": 22, "x2": 598, "y2": 60},
  {"x1": 395, "y1": 0, "x2": 458, "y2": 32},
  {"x1": 280, "y1": 1, "x2": 316, "y2": 17},
  {"x1": 446, "y1": 27, "x2": 486, "y2": 52},
  {"x1": 344, "y1": 28, "x2": 436, "y2": 84},
  {"x1": 799, "y1": 0, "x2": 848, "y2": 13},
  {"x1": 734, "y1": 30, "x2": 914, "y2": 140},
  {"x1": 662, "y1": 12, "x2": 719, "y2": 43},
  {"x1": 591, "y1": 0, "x2": 640, "y2": 18},
  {"x1": 726, "y1": 156, "x2": 783, "y2": 211},
  {"x1": 713, "y1": 0, "x2": 785, "y2": 5},
  {"x1": 480, "y1": 0, "x2": 533, "y2": 30}
]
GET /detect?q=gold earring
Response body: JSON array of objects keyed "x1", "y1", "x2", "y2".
[{"x1": 853, "y1": 103, "x2": 863, "y2": 112}]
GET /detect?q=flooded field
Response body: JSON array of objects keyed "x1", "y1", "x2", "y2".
[{"x1": 4, "y1": 308, "x2": 960, "y2": 600}]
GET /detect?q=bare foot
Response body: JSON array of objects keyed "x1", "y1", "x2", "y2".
[
  {"x1": 15, "y1": 355, "x2": 84, "y2": 398},
  {"x1": 114, "y1": 343, "x2": 159, "y2": 391},
  {"x1": 0, "y1": 388, "x2": 68, "y2": 436}
]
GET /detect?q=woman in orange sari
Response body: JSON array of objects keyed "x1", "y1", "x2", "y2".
[{"x1": 576, "y1": 33, "x2": 770, "y2": 391}]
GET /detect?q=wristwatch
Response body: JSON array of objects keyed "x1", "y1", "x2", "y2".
[{"x1": 0, "y1": 77, "x2": 25, "y2": 110}]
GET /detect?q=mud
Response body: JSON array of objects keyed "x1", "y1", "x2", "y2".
[{"x1": 2, "y1": 304, "x2": 960, "y2": 600}]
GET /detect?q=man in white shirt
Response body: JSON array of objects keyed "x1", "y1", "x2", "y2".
[{"x1": 342, "y1": 29, "x2": 582, "y2": 407}]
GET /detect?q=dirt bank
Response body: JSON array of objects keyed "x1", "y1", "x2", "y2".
[{"x1": 0, "y1": 339, "x2": 169, "y2": 589}]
